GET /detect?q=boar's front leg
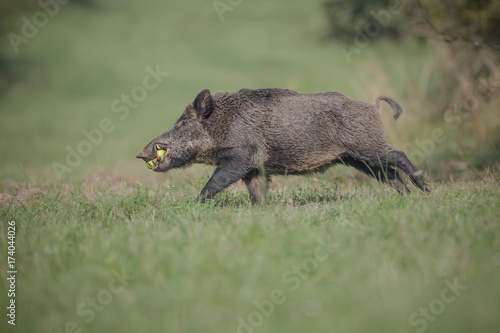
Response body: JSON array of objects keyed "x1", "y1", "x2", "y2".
[{"x1": 197, "y1": 163, "x2": 250, "y2": 202}]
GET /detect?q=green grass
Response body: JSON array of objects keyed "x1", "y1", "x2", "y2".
[{"x1": 1, "y1": 170, "x2": 499, "y2": 333}]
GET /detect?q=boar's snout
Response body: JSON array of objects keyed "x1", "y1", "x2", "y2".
[
  {"x1": 136, "y1": 151, "x2": 150, "y2": 161},
  {"x1": 136, "y1": 143, "x2": 173, "y2": 172}
]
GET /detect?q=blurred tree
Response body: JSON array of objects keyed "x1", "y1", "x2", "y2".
[
  {"x1": 0, "y1": 0, "x2": 95, "y2": 91},
  {"x1": 324, "y1": 0, "x2": 500, "y2": 49},
  {"x1": 0, "y1": 0, "x2": 36, "y2": 33},
  {"x1": 409, "y1": 0, "x2": 500, "y2": 114},
  {"x1": 0, "y1": 0, "x2": 37, "y2": 90},
  {"x1": 413, "y1": 0, "x2": 500, "y2": 49},
  {"x1": 69, "y1": 0, "x2": 95, "y2": 6},
  {"x1": 323, "y1": 0, "x2": 414, "y2": 42}
]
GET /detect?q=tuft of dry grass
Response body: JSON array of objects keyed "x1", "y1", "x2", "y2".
[{"x1": 350, "y1": 42, "x2": 500, "y2": 175}]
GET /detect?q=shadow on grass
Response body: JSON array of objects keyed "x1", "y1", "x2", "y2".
[{"x1": 204, "y1": 184, "x2": 356, "y2": 208}]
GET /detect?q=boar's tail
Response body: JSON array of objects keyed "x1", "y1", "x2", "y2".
[{"x1": 375, "y1": 96, "x2": 403, "y2": 120}]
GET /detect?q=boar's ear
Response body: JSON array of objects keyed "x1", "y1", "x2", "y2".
[{"x1": 194, "y1": 89, "x2": 215, "y2": 120}]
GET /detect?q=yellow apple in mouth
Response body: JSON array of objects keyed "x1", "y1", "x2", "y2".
[
  {"x1": 156, "y1": 149, "x2": 166, "y2": 160},
  {"x1": 146, "y1": 160, "x2": 156, "y2": 169}
]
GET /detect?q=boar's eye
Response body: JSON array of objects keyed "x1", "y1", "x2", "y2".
[{"x1": 177, "y1": 119, "x2": 187, "y2": 127}]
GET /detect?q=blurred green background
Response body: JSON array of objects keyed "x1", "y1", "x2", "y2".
[{"x1": 1, "y1": 0, "x2": 498, "y2": 183}]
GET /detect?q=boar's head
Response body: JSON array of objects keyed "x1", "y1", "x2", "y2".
[{"x1": 136, "y1": 89, "x2": 214, "y2": 172}]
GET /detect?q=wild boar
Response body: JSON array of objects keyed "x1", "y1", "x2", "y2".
[{"x1": 136, "y1": 88, "x2": 426, "y2": 203}]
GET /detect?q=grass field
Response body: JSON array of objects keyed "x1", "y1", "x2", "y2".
[
  {"x1": 1, "y1": 170, "x2": 500, "y2": 333},
  {"x1": 1, "y1": 0, "x2": 499, "y2": 332}
]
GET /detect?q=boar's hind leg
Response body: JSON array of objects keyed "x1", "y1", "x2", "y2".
[
  {"x1": 386, "y1": 150, "x2": 427, "y2": 192},
  {"x1": 197, "y1": 164, "x2": 249, "y2": 202},
  {"x1": 243, "y1": 171, "x2": 268, "y2": 204},
  {"x1": 343, "y1": 158, "x2": 408, "y2": 193},
  {"x1": 385, "y1": 167, "x2": 410, "y2": 194}
]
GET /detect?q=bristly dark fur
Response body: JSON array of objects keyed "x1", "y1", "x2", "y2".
[{"x1": 137, "y1": 88, "x2": 428, "y2": 203}]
